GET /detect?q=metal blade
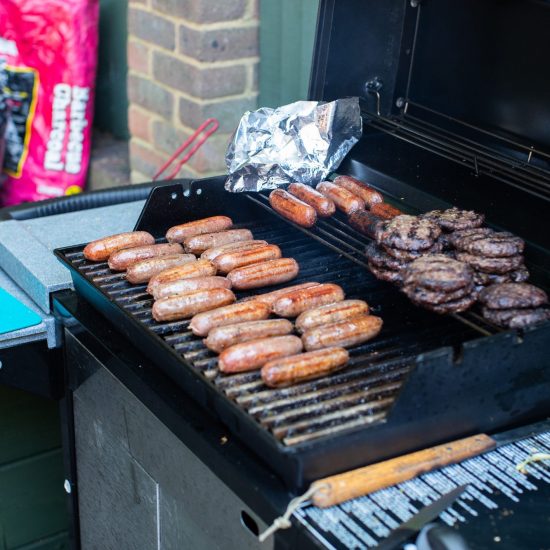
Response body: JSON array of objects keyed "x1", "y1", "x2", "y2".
[{"x1": 375, "y1": 485, "x2": 467, "y2": 550}]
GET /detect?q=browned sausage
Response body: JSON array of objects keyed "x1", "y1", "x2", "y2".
[
  {"x1": 146, "y1": 259, "x2": 217, "y2": 294},
  {"x1": 189, "y1": 301, "x2": 271, "y2": 336},
  {"x1": 184, "y1": 229, "x2": 253, "y2": 254},
  {"x1": 83, "y1": 231, "x2": 155, "y2": 261},
  {"x1": 316, "y1": 181, "x2": 364, "y2": 214},
  {"x1": 269, "y1": 189, "x2": 317, "y2": 228},
  {"x1": 242, "y1": 282, "x2": 320, "y2": 309},
  {"x1": 348, "y1": 210, "x2": 383, "y2": 239},
  {"x1": 166, "y1": 216, "x2": 233, "y2": 243},
  {"x1": 204, "y1": 319, "x2": 294, "y2": 353},
  {"x1": 333, "y1": 175, "x2": 383, "y2": 207},
  {"x1": 126, "y1": 254, "x2": 197, "y2": 284},
  {"x1": 370, "y1": 202, "x2": 403, "y2": 220},
  {"x1": 295, "y1": 300, "x2": 369, "y2": 333},
  {"x1": 213, "y1": 244, "x2": 282, "y2": 274},
  {"x1": 271, "y1": 283, "x2": 345, "y2": 318},
  {"x1": 302, "y1": 315, "x2": 383, "y2": 351},
  {"x1": 287, "y1": 183, "x2": 336, "y2": 217},
  {"x1": 261, "y1": 347, "x2": 349, "y2": 388},
  {"x1": 218, "y1": 335, "x2": 303, "y2": 373},
  {"x1": 152, "y1": 276, "x2": 232, "y2": 300},
  {"x1": 152, "y1": 288, "x2": 235, "y2": 322},
  {"x1": 227, "y1": 258, "x2": 299, "y2": 290},
  {"x1": 108, "y1": 243, "x2": 183, "y2": 271},
  {"x1": 200, "y1": 240, "x2": 268, "y2": 261}
]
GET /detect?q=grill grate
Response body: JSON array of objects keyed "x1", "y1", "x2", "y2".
[{"x1": 63, "y1": 216, "x2": 483, "y2": 446}]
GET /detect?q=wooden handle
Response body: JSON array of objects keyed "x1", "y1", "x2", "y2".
[{"x1": 311, "y1": 434, "x2": 496, "y2": 508}]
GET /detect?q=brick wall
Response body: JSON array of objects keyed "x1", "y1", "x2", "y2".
[{"x1": 127, "y1": 0, "x2": 259, "y2": 183}]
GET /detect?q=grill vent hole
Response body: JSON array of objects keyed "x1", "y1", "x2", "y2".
[{"x1": 240, "y1": 510, "x2": 259, "y2": 536}]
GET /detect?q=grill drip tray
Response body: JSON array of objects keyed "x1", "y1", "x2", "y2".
[{"x1": 55, "y1": 178, "x2": 550, "y2": 489}]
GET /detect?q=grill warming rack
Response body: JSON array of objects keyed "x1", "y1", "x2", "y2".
[{"x1": 55, "y1": 178, "x2": 550, "y2": 489}]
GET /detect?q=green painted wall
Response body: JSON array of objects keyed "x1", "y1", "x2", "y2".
[
  {"x1": 0, "y1": 386, "x2": 68, "y2": 550},
  {"x1": 259, "y1": 0, "x2": 320, "y2": 108}
]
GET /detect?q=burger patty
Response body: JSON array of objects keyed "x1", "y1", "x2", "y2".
[{"x1": 478, "y1": 283, "x2": 548, "y2": 310}]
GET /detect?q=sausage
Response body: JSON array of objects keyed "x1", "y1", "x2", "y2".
[
  {"x1": 83, "y1": 231, "x2": 155, "y2": 261},
  {"x1": 316, "y1": 181, "x2": 364, "y2": 215},
  {"x1": 218, "y1": 335, "x2": 303, "y2": 374},
  {"x1": 269, "y1": 189, "x2": 317, "y2": 228},
  {"x1": 184, "y1": 229, "x2": 253, "y2": 254},
  {"x1": 189, "y1": 301, "x2": 271, "y2": 337},
  {"x1": 370, "y1": 202, "x2": 403, "y2": 220},
  {"x1": 146, "y1": 259, "x2": 217, "y2": 294},
  {"x1": 126, "y1": 254, "x2": 197, "y2": 284},
  {"x1": 261, "y1": 347, "x2": 349, "y2": 388},
  {"x1": 108, "y1": 243, "x2": 183, "y2": 271},
  {"x1": 152, "y1": 276, "x2": 232, "y2": 300},
  {"x1": 348, "y1": 210, "x2": 383, "y2": 239},
  {"x1": 295, "y1": 299, "x2": 370, "y2": 333},
  {"x1": 213, "y1": 244, "x2": 282, "y2": 274},
  {"x1": 333, "y1": 175, "x2": 383, "y2": 207},
  {"x1": 200, "y1": 240, "x2": 268, "y2": 261},
  {"x1": 271, "y1": 283, "x2": 345, "y2": 318},
  {"x1": 302, "y1": 315, "x2": 383, "y2": 351},
  {"x1": 287, "y1": 183, "x2": 336, "y2": 217},
  {"x1": 204, "y1": 319, "x2": 294, "y2": 353},
  {"x1": 242, "y1": 282, "x2": 320, "y2": 309},
  {"x1": 166, "y1": 216, "x2": 233, "y2": 243},
  {"x1": 152, "y1": 288, "x2": 235, "y2": 322},
  {"x1": 227, "y1": 258, "x2": 299, "y2": 290}
]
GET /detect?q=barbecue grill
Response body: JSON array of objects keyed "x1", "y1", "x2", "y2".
[{"x1": 55, "y1": 0, "x2": 550, "y2": 490}]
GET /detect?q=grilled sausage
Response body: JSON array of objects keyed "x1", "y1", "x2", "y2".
[
  {"x1": 218, "y1": 335, "x2": 303, "y2": 374},
  {"x1": 228, "y1": 258, "x2": 299, "y2": 290},
  {"x1": 302, "y1": 315, "x2": 383, "y2": 351},
  {"x1": 189, "y1": 301, "x2": 271, "y2": 336},
  {"x1": 333, "y1": 175, "x2": 383, "y2": 207},
  {"x1": 213, "y1": 244, "x2": 282, "y2": 274},
  {"x1": 242, "y1": 282, "x2": 320, "y2": 309},
  {"x1": 146, "y1": 259, "x2": 217, "y2": 294},
  {"x1": 204, "y1": 319, "x2": 294, "y2": 353},
  {"x1": 83, "y1": 231, "x2": 155, "y2": 261},
  {"x1": 295, "y1": 299, "x2": 370, "y2": 333},
  {"x1": 261, "y1": 347, "x2": 349, "y2": 388},
  {"x1": 200, "y1": 240, "x2": 268, "y2": 261},
  {"x1": 271, "y1": 283, "x2": 345, "y2": 318},
  {"x1": 108, "y1": 243, "x2": 183, "y2": 271},
  {"x1": 316, "y1": 181, "x2": 364, "y2": 215},
  {"x1": 166, "y1": 216, "x2": 233, "y2": 243},
  {"x1": 152, "y1": 288, "x2": 235, "y2": 322},
  {"x1": 370, "y1": 202, "x2": 403, "y2": 220},
  {"x1": 184, "y1": 229, "x2": 254, "y2": 254},
  {"x1": 348, "y1": 210, "x2": 383, "y2": 239},
  {"x1": 126, "y1": 254, "x2": 197, "y2": 284},
  {"x1": 152, "y1": 276, "x2": 231, "y2": 300},
  {"x1": 269, "y1": 189, "x2": 317, "y2": 228},
  {"x1": 287, "y1": 183, "x2": 336, "y2": 217}
]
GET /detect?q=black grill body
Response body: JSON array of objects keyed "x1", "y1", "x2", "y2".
[{"x1": 55, "y1": 178, "x2": 550, "y2": 490}]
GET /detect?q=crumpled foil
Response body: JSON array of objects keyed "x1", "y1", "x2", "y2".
[{"x1": 224, "y1": 97, "x2": 362, "y2": 192}]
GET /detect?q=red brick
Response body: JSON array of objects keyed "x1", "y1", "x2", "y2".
[
  {"x1": 128, "y1": 7, "x2": 175, "y2": 50},
  {"x1": 179, "y1": 25, "x2": 258, "y2": 62},
  {"x1": 128, "y1": 107, "x2": 151, "y2": 142},
  {"x1": 152, "y1": 0, "x2": 246, "y2": 23},
  {"x1": 129, "y1": 140, "x2": 167, "y2": 178},
  {"x1": 127, "y1": 74, "x2": 173, "y2": 119},
  {"x1": 153, "y1": 51, "x2": 246, "y2": 99},
  {"x1": 127, "y1": 40, "x2": 149, "y2": 74}
]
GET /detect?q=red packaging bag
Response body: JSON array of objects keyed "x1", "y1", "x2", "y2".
[{"x1": 0, "y1": 0, "x2": 99, "y2": 205}]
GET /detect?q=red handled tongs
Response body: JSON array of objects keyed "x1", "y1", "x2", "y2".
[{"x1": 153, "y1": 118, "x2": 219, "y2": 181}]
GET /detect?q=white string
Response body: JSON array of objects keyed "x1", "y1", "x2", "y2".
[
  {"x1": 258, "y1": 484, "x2": 325, "y2": 543},
  {"x1": 516, "y1": 452, "x2": 550, "y2": 474}
]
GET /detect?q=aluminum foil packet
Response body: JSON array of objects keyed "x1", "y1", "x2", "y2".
[{"x1": 225, "y1": 97, "x2": 362, "y2": 192}]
